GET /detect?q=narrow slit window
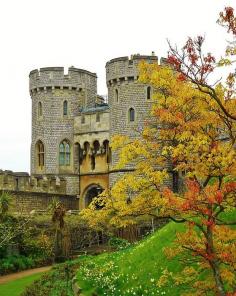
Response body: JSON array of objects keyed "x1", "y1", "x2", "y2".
[
  {"x1": 63, "y1": 100, "x2": 68, "y2": 116},
  {"x1": 147, "y1": 86, "x2": 151, "y2": 100},
  {"x1": 38, "y1": 102, "x2": 42, "y2": 117},
  {"x1": 115, "y1": 89, "x2": 119, "y2": 102},
  {"x1": 96, "y1": 113, "x2": 100, "y2": 122},
  {"x1": 129, "y1": 108, "x2": 135, "y2": 122}
]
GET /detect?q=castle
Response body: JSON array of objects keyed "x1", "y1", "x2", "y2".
[{"x1": 0, "y1": 53, "x2": 171, "y2": 212}]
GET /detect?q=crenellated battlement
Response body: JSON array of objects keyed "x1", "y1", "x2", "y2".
[
  {"x1": 29, "y1": 66, "x2": 97, "y2": 94},
  {"x1": 0, "y1": 170, "x2": 67, "y2": 195},
  {"x1": 106, "y1": 54, "x2": 158, "y2": 86}
]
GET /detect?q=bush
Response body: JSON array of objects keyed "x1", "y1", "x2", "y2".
[
  {"x1": 21, "y1": 260, "x2": 80, "y2": 296},
  {"x1": 0, "y1": 255, "x2": 36, "y2": 275},
  {"x1": 108, "y1": 237, "x2": 130, "y2": 250}
]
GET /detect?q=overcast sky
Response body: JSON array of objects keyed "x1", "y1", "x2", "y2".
[{"x1": 0, "y1": 0, "x2": 235, "y2": 172}]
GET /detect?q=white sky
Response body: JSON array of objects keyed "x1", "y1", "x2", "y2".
[{"x1": 0, "y1": 0, "x2": 235, "y2": 172}]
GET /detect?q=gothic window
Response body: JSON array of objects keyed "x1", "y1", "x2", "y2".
[
  {"x1": 96, "y1": 113, "x2": 100, "y2": 122},
  {"x1": 147, "y1": 86, "x2": 151, "y2": 100},
  {"x1": 115, "y1": 89, "x2": 119, "y2": 102},
  {"x1": 59, "y1": 140, "x2": 71, "y2": 166},
  {"x1": 63, "y1": 100, "x2": 68, "y2": 116},
  {"x1": 36, "y1": 140, "x2": 44, "y2": 169},
  {"x1": 128, "y1": 108, "x2": 135, "y2": 122},
  {"x1": 38, "y1": 102, "x2": 42, "y2": 117}
]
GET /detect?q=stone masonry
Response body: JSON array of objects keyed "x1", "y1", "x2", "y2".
[{"x1": 0, "y1": 53, "x2": 175, "y2": 212}]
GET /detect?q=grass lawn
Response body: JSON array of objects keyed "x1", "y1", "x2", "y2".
[
  {"x1": 0, "y1": 273, "x2": 43, "y2": 296},
  {"x1": 76, "y1": 222, "x2": 188, "y2": 296},
  {"x1": 76, "y1": 211, "x2": 236, "y2": 296}
]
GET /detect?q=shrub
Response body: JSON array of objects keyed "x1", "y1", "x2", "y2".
[
  {"x1": 0, "y1": 255, "x2": 35, "y2": 275},
  {"x1": 108, "y1": 237, "x2": 130, "y2": 250},
  {"x1": 21, "y1": 260, "x2": 80, "y2": 296}
]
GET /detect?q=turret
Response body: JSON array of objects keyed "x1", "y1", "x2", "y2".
[
  {"x1": 106, "y1": 54, "x2": 158, "y2": 185},
  {"x1": 30, "y1": 66, "x2": 98, "y2": 195}
]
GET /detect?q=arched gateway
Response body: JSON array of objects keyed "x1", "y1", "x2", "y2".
[{"x1": 84, "y1": 184, "x2": 104, "y2": 208}]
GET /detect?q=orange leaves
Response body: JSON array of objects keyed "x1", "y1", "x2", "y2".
[
  {"x1": 224, "y1": 181, "x2": 236, "y2": 193},
  {"x1": 215, "y1": 191, "x2": 224, "y2": 204}
]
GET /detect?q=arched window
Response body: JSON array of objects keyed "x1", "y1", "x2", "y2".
[
  {"x1": 129, "y1": 108, "x2": 135, "y2": 122},
  {"x1": 84, "y1": 141, "x2": 90, "y2": 153},
  {"x1": 93, "y1": 140, "x2": 100, "y2": 154},
  {"x1": 91, "y1": 140, "x2": 100, "y2": 170},
  {"x1": 63, "y1": 100, "x2": 68, "y2": 116},
  {"x1": 36, "y1": 140, "x2": 44, "y2": 169},
  {"x1": 96, "y1": 113, "x2": 100, "y2": 122},
  {"x1": 147, "y1": 86, "x2": 151, "y2": 100},
  {"x1": 59, "y1": 140, "x2": 71, "y2": 166},
  {"x1": 115, "y1": 89, "x2": 119, "y2": 102},
  {"x1": 38, "y1": 102, "x2": 42, "y2": 117},
  {"x1": 103, "y1": 140, "x2": 111, "y2": 163}
]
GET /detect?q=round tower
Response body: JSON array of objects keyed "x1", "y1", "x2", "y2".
[
  {"x1": 106, "y1": 54, "x2": 158, "y2": 186},
  {"x1": 29, "y1": 66, "x2": 97, "y2": 194}
]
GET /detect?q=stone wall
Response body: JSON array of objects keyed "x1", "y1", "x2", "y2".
[
  {"x1": 0, "y1": 190, "x2": 78, "y2": 213},
  {"x1": 0, "y1": 170, "x2": 67, "y2": 194}
]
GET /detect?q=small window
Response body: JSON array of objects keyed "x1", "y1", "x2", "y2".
[
  {"x1": 96, "y1": 113, "x2": 100, "y2": 122},
  {"x1": 38, "y1": 102, "x2": 42, "y2": 117},
  {"x1": 147, "y1": 86, "x2": 151, "y2": 100},
  {"x1": 129, "y1": 108, "x2": 135, "y2": 122},
  {"x1": 36, "y1": 140, "x2": 44, "y2": 169},
  {"x1": 115, "y1": 89, "x2": 119, "y2": 102},
  {"x1": 81, "y1": 115, "x2": 85, "y2": 124},
  {"x1": 59, "y1": 140, "x2": 71, "y2": 166},
  {"x1": 63, "y1": 100, "x2": 68, "y2": 116}
]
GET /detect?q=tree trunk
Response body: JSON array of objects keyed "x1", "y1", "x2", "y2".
[
  {"x1": 210, "y1": 260, "x2": 226, "y2": 296},
  {"x1": 206, "y1": 225, "x2": 226, "y2": 296}
]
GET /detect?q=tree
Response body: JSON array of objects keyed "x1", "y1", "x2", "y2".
[
  {"x1": 167, "y1": 7, "x2": 236, "y2": 123},
  {"x1": 81, "y1": 7, "x2": 236, "y2": 295},
  {"x1": 0, "y1": 191, "x2": 30, "y2": 249},
  {"x1": 50, "y1": 200, "x2": 71, "y2": 261},
  {"x1": 81, "y1": 60, "x2": 236, "y2": 294}
]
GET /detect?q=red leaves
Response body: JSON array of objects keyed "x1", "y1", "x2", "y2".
[
  {"x1": 168, "y1": 36, "x2": 216, "y2": 84},
  {"x1": 204, "y1": 53, "x2": 216, "y2": 64},
  {"x1": 167, "y1": 55, "x2": 181, "y2": 70},
  {"x1": 219, "y1": 7, "x2": 236, "y2": 35},
  {"x1": 177, "y1": 73, "x2": 187, "y2": 81},
  {"x1": 215, "y1": 191, "x2": 223, "y2": 204}
]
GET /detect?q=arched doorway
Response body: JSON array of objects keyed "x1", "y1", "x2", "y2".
[{"x1": 84, "y1": 184, "x2": 104, "y2": 208}]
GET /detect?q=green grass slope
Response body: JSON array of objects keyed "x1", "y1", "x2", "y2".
[
  {"x1": 0, "y1": 273, "x2": 43, "y2": 296},
  {"x1": 77, "y1": 222, "x2": 187, "y2": 296}
]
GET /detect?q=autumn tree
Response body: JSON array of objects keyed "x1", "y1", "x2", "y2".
[
  {"x1": 81, "y1": 7, "x2": 236, "y2": 296},
  {"x1": 167, "y1": 7, "x2": 236, "y2": 123},
  {"x1": 81, "y1": 63, "x2": 236, "y2": 295}
]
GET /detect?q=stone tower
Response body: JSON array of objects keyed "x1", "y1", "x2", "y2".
[
  {"x1": 29, "y1": 67, "x2": 97, "y2": 194},
  {"x1": 106, "y1": 54, "x2": 158, "y2": 186}
]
